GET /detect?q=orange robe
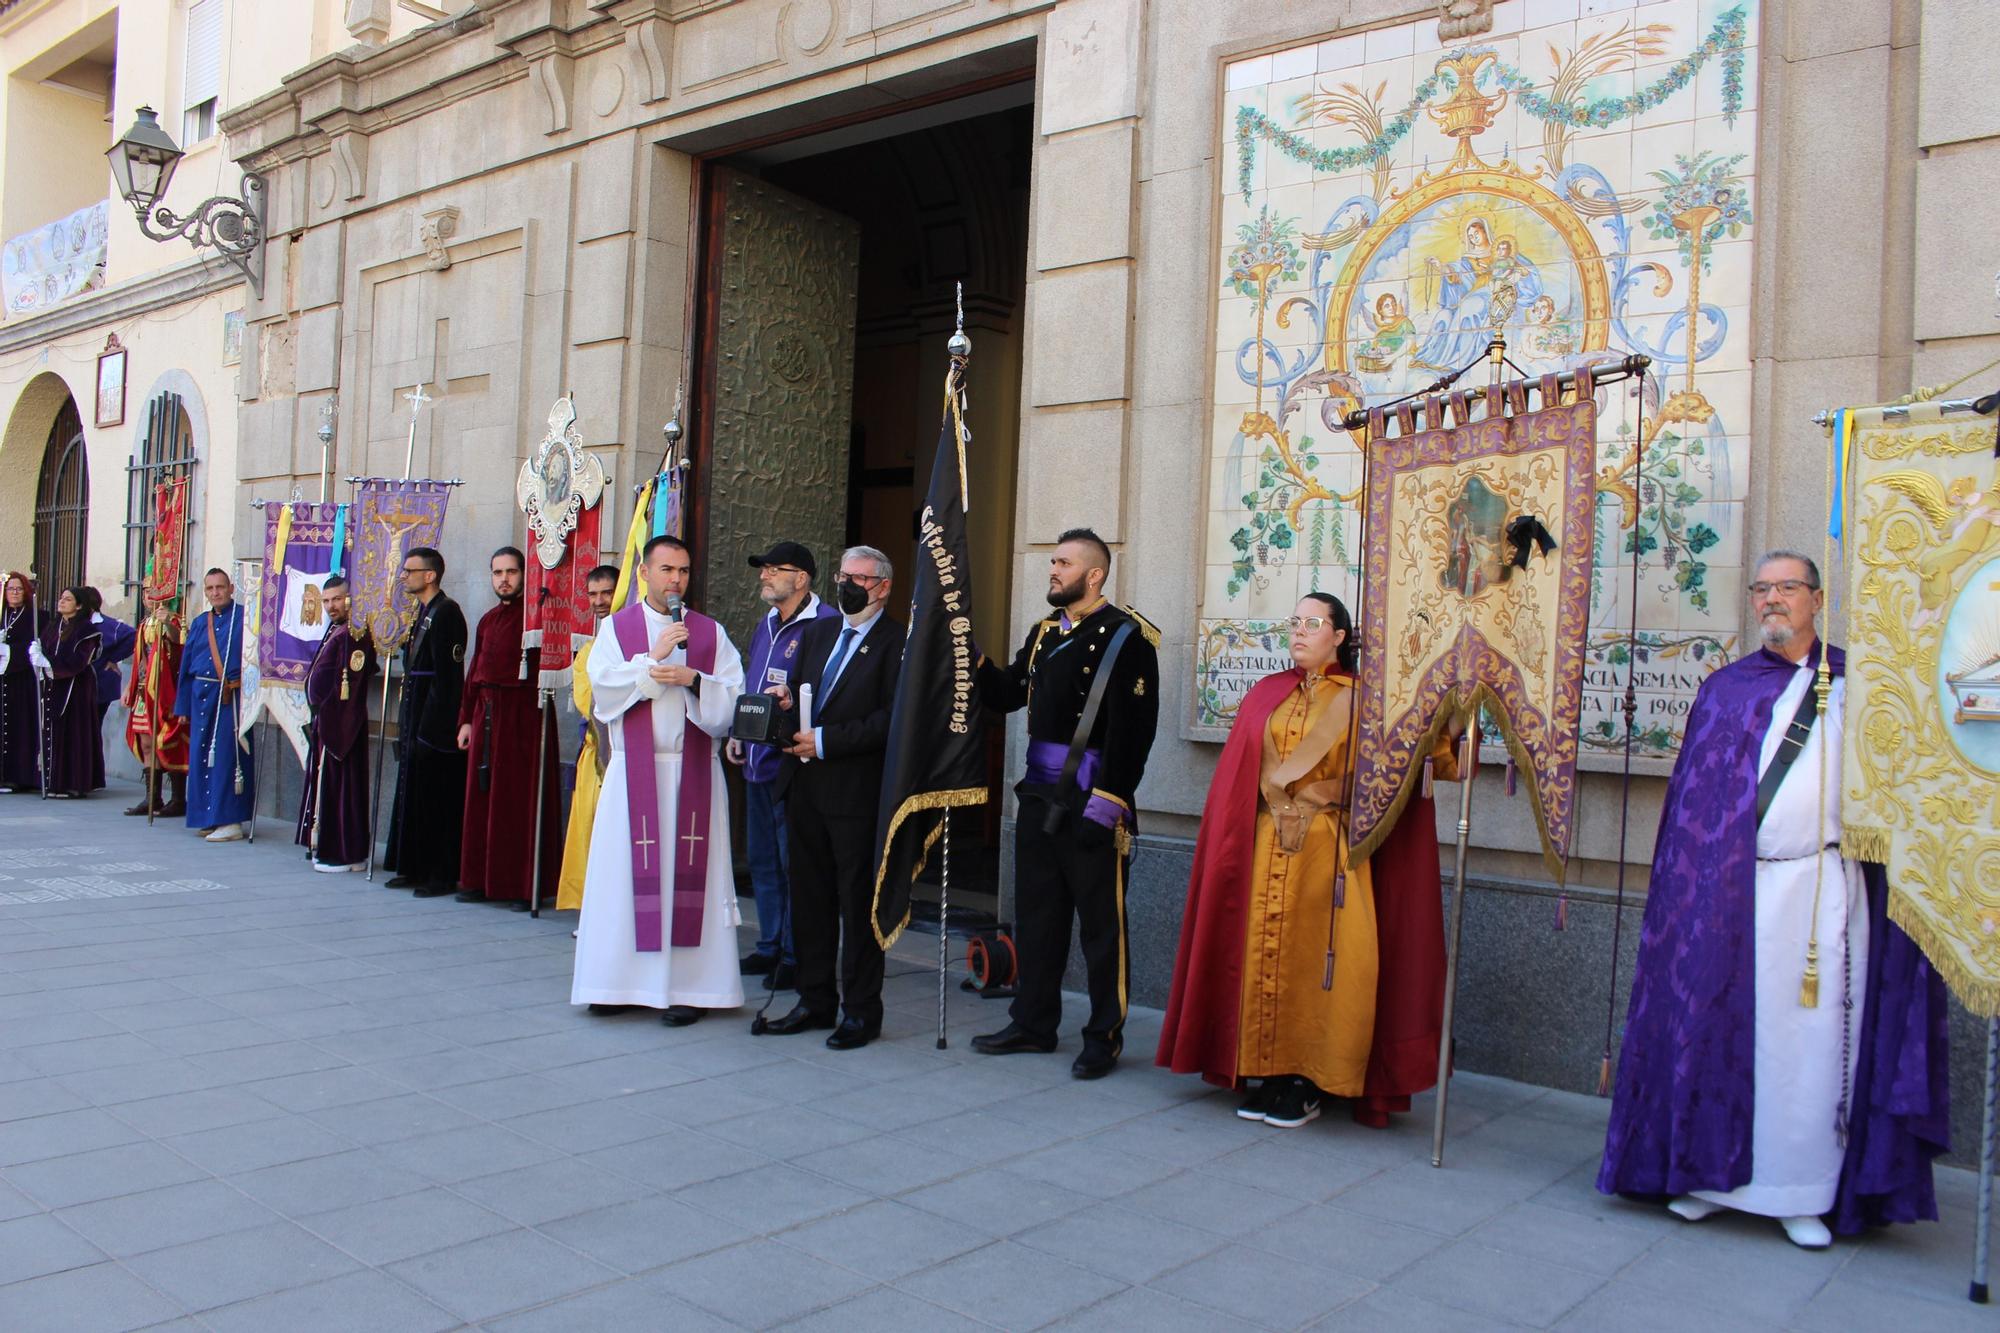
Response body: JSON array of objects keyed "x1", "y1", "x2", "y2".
[{"x1": 1234, "y1": 672, "x2": 1458, "y2": 1095}]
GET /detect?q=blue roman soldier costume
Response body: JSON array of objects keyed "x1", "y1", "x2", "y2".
[{"x1": 175, "y1": 597, "x2": 254, "y2": 833}]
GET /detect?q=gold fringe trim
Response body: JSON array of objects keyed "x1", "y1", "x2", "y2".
[
  {"x1": 870, "y1": 786, "x2": 990, "y2": 950},
  {"x1": 1841, "y1": 826, "x2": 1891, "y2": 863},
  {"x1": 1886, "y1": 890, "x2": 2000, "y2": 1019},
  {"x1": 1346, "y1": 681, "x2": 1570, "y2": 885}
]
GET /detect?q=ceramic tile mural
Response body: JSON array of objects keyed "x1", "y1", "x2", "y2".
[{"x1": 1196, "y1": 0, "x2": 1757, "y2": 765}]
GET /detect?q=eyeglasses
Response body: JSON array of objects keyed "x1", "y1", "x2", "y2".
[
  {"x1": 840, "y1": 572, "x2": 886, "y2": 587},
  {"x1": 1286, "y1": 616, "x2": 1336, "y2": 632},
  {"x1": 1748, "y1": 579, "x2": 1814, "y2": 597},
  {"x1": 759, "y1": 565, "x2": 804, "y2": 577}
]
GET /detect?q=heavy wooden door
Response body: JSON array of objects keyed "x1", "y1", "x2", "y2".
[{"x1": 699, "y1": 167, "x2": 860, "y2": 636}]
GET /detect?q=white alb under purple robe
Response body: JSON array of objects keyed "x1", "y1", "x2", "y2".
[{"x1": 1693, "y1": 664, "x2": 1868, "y2": 1219}]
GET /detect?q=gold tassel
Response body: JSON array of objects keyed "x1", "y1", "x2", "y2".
[
  {"x1": 340, "y1": 669, "x2": 349, "y2": 701},
  {"x1": 1596, "y1": 1055, "x2": 1612, "y2": 1097},
  {"x1": 1799, "y1": 941, "x2": 1820, "y2": 1009},
  {"x1": 1421, "y1": 756, "x2": 1434, "y2": 799}
]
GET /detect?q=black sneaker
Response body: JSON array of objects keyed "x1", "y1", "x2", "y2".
[
  {"x1": 1236, "y1": 1080, "x2": 1275, "y2": 1122},
  {"x1": 1263, "y1": 1077, "x2": 1322, "y2": 1129},
  {"x1": 740, "y1": 952, "x2": 777, "y2": 976}
]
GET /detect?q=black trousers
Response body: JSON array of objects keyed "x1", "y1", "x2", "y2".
[
  {"x1": 1010, "y1": 792, "x2": 1128, "y2": 1051},
  {"x1": 786, "y1": 794, "x2": 885, "y2": 1027}
]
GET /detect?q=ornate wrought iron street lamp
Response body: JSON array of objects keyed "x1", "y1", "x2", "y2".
[{"x1": 106, "y1": 106, "x2": 266, "y2": 296}]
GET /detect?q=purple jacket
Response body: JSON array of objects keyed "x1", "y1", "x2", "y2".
[{"x1": 740, "y1": 594, "x2": 836, "y2": 785}]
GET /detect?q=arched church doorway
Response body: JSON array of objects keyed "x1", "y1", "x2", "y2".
[{"x1": 34, "y1": 396, "x2": 88, "y2": 593}]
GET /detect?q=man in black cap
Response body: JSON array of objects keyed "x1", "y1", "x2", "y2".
[
  {"x1": 970, "y1": 528, "x2": 1161, "y2": 1080},
  {"x1": 728, "y1": 540, "x2": 836, "y2": 990}
]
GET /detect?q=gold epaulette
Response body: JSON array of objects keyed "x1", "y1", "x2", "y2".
[{"x1": 1120, "y1": 606, "x2": 1161, "y2": 649}]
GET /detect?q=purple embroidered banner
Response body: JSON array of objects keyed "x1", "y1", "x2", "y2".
[
  {"x1": 350, "y1": 479, "x2": 452, "y2": 650},
  {"x1": 256, "y1": 502, "x2": 342, "y2": 688}
]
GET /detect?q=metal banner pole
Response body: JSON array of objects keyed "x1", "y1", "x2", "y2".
[
  {"x1": 365, "y1": 666, "x2": 397, "y2": 881},
  {"x1": 1973, "y1": 1015, "x2": 1999, "y2": 1303},
  {"x1": 1431, "y1": 713, "x2": 1481, "y2": 1168},
  {"x1": 528, "y1": 690, "x2": 552, "y2": 918},
  {"x1": 938, "y1": 810, "x2": 951, "y2": 1050},
  {"x1": 31, "y1": 585, "x2": 47, "y2": 800},
  {"x1": 1430, "y1": 334, "x2": 1510, "y2": 1169}
]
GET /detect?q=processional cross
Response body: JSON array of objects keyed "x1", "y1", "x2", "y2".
[{"x1": 401, "y1": 383, "x2": 434, "y2": 478}]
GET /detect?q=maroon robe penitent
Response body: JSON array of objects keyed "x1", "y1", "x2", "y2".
[
  {"x1": 458, "y1": 599, "x2": 560, "y2": 902},
  {"x1": 297, "y1": 622, "x2": 378, "y2": 866}
]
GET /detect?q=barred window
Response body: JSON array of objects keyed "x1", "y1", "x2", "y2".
[
  {"x1": 124, "y1": 392, "x2": 198, "y2": 599},
  {"x1": 34, "y1": 399, "x2": 89, "y2": 596}
]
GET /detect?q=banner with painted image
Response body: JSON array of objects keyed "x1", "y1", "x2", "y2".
[
  {"x1": 2, "y1": 200, "x2": 108, "y2": 317},
  {"x1": 518, "y1": 397, "x2": 608, "y2": 689},
  {"x1": 1839, "y1": 404, "x2": 2000, "y2": 1015},
  {"x1": 1349, "y1": 384, "x2": 1598, "y2": 880},
  {"x1": 142, "y1": 475, "x2": 192, "y2": 607},
  {"x1": 256, "y1": 502, "x2": 344, "y2": 688},
  {"x1": 351, "y1": 479, "x2": 452, "y2": 649}
]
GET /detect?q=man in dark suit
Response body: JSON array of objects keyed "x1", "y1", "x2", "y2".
[{"x1": 758, "y1": 545, "x2": 903, "y2": 1049}]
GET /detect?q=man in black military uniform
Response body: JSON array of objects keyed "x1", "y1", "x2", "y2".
[
  {"x1": 971, "y1": 527, "x2": 1160, "y2": 1079},
  {"x1": 383, "y1": 546, "x2": 469, "y2": 897}
]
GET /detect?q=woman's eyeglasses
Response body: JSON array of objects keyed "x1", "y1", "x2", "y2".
[{"x1": 1286, "y1": 615, "x2": 1335, "y2": 632}]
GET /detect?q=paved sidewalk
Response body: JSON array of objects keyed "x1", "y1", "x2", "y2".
[{"x1": 0, "y1": 789, "x2": 1986, "y2": 1332}]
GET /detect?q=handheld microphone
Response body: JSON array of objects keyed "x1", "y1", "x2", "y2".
[{"x1": 666, "y1": 592, "x2": 684, "y2": 623}]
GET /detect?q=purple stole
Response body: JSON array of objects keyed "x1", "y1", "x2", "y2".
[{"x1": 610, "y1": 603, "x2": 717, "y2": 951}]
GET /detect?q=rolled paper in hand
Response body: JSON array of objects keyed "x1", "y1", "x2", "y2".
[{"x1": 798, "y1": 683, "x2": 813, "y2": 761}]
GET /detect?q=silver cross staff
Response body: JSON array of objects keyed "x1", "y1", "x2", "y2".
[{"x1": 400, "y1": 383, "x2": 434, "y2": 480}]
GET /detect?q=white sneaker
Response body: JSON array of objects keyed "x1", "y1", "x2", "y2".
[
  {"x1": 1780, "y1": 1215, "x2": 1832, "y2": 1249},
  {"x1": 1668, "y1": 1195, "x2": 1725, "y2": 1223},
  {"x1": 204, "y1": 823, "x2": 245, "y2": 843},
  {"x1": 312, "y1": 860, "x2": 363, "y2": 874}
]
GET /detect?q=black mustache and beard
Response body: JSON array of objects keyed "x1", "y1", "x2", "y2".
[{"x1": 1046, "y1": 568, "x2": 1091, "y2": 608}]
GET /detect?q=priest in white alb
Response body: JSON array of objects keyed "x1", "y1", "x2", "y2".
[{"x1": 571, "y1": 534, "x2": 746, "y2": 1026}]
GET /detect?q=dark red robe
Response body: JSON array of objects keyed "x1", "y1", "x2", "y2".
[
  {"x1": 1156, "y1": 667, "x2": 1447, "y2": 1121},
  {"x1": 458, "y1": 599, "x2": 560, "y2": 902},
  {"x1": 297, "y1": 623, "x2": 377, "y2": 866}
]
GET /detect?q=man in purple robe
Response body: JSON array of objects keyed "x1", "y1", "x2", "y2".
[
  {"x1": 296, "y1": 576, "x2": 377, "y2": 872},
  {"x1": 1599, "y1": 550, "x2": 1950, "y2": 1247}
]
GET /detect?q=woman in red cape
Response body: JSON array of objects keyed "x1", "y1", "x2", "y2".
[{"x1": 1156, "y1": 593, "x2": 1452, "y2": 1128}]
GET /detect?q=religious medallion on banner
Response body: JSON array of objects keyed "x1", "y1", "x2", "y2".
[
  {"x1": 517, "y1": 396, "x2": 607, "y2": 689},
  {"x1": 1840, "y1": 406, "x2": 2000, "y2": 1015},
  {"x1": 256, "y1": 502, "x2": 344, "y2": 688},
  {"x1": 351, "y1": 480, "x2": 452, "y2": 649},
  {"x1": 1349, "y1": 385, "x2": 1597, "y2": 878}
]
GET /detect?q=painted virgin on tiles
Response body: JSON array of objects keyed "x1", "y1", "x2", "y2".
[{"x1": 1198, "y1": 1, "x2": 1758, "y2": 764}]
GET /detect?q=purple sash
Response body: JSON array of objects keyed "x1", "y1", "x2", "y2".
[{"x1": 610, "y1": 603, "x2": 717, "y2": 951}]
